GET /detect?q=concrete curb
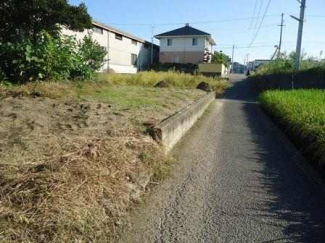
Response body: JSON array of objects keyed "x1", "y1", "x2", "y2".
[{"x1": 150, "y1": 92, "x2": 216, "y2": 154}]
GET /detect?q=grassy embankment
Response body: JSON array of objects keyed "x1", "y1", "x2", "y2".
[
  {"x1": 0, "y1": 71, "x2": 228, "y2": 242},
  {"x1": 259, "y1": 90, "x2": 325, "y2": 169}
]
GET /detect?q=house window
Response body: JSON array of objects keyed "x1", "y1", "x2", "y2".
[
  {"x1": 93, "y1": 26, "x2": 103, "y2": 35},
  {"x1": 167, "y1": 39, "x2": 173, "y2": 46},
  {"x1": 192, "y1": 38, "x2": 198, "y2": 46},
  {"x1": 173, "y1": 57, "x2": 180, "y2": 63},
  {"x1": 115, "y1": 33, "x2": 123, "y2": 40},
  {"x1": 132, "y1": 39, "x2": 137, "y2": 45},
  {"x1": 131, "y1": 54, "x2": 138, "y2": 66}
]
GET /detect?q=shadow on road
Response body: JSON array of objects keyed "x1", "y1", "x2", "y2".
[
  {"x1": 225, "y1": 75, "x2": 325, "y2": 242},
  {"x1": 223, "y1": 74, "x2": 258, "y2": 102}
]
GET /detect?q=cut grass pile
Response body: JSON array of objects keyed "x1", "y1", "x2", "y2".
[
  {"x1": 259, "y1": 89, "x2": 325, "y2": 169},
  {"x1": 0, "y1": 71, "x2": 228, "y2": 242}
]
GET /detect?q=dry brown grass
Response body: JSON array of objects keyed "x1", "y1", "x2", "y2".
[
  {"x1": 0, "y1": 81, "x2": 73, "y2": 99},
  {"x1": 98, "y1": 71, "x2": 229, "y2": 94},
  {"x1": 0, "y1": 73, "x2": 228, "y2": 242},
  {"x1": 0, "y1": 132, "x2": 168, "y2": 242},
  {"x1": 0, "y1": 88, "x2": 198, "y2": 242}
]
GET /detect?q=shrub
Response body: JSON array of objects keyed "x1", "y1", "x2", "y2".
[
  {"x1": 211, "y1": 51, "x2": 230, "y2": 67},
  {"x1": 259, "y1": 90, "x2": 325, "y2": 169},
  {"x1": 150, "y1": 63, "x2": 198, "y2": 74},
  {"x1": 70, "y1": 35, "x2": 107, "y2": 81},
  {"x1": 0, "y1": 32, "x2": 107, "y2": 83},
  {"x1": 255, "y1": 58, "x2": 293, "y2": 75},
  {"x1": 254, "y1": 52, "x2": 325, "y2": 76}
]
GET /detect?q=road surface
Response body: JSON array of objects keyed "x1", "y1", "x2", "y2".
[{"x1": 120, "y1": 75, "x2": 325, "y2": 243}]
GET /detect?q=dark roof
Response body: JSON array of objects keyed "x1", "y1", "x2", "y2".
[{"x1": 155, "y1": 25, "x2": 211, "y2": 37}]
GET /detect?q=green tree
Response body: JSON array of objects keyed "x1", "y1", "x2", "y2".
[
  {"x1": 0, "y1": 0, "x2": 92, "y2": 43},
  {"x1": 211, "y1": 51, "x2": 230, "y2": 67},
  {"x1": 0, "y1": 32, "x2": 107, "y2": 83}
]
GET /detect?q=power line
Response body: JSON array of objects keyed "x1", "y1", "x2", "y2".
[
  {"x1": 205, "y1": 23, "x2": 278, "y2": 35},
  {"x1": 248, "y1": 0, "x2": 259, "y2": 30},
  {"x1": 308, "y1": 15, "x2": 325, "y2": 18},
  {"x1": 218, "y1": 44, "x2": 276, "y2": 49},
  {"x1": 104, "y1": 14, "x2": 279, "y2": 27},
  {"x1": 248, "y1": 0, "x2": 272, "y2": 48},
  {"x1": 250, "y1": 0, "x2": 264, "y2": 45},
  {"x1": 217, "y1": 40, "x2": 325, "y2": 48},
  {"x1": 253, "y1": 0, "x2": 264, "y2": 30}
]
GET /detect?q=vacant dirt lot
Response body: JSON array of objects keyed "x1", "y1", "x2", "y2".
[{"x1": 0, "y1": 82, "x2": 209, "y2": 242}]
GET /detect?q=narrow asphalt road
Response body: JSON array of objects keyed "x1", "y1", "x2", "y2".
[{"x1": 120, "y1": 75, "x2": 325, "y2": 243}]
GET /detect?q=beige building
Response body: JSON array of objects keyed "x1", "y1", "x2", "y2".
[
  {"x1": 62, "y1": 21, "x2": 159, "y2": 74},
  {"x1": 155, "y1": 24, "x2": 216, "y2": 64},
  {"x1": 198, "y1": 63, "x2": 229, "y2": 77}
]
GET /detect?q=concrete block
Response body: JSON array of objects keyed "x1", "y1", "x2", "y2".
[{"x1": 150, "y1": 92, "x2": 215, "y2": 153}]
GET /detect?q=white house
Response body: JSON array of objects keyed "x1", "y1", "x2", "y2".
[
  {"x1": 155, "y1": 24, "x2": 216, "y2": 64},
  {"x1": 62, "y1": 21, "x2": 159, "y2": 74}
]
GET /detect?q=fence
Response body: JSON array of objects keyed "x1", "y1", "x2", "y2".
[{"x1": 250, "y1": 68, "x2": 325, "y2": 92}]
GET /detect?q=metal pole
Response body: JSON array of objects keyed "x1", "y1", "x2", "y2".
[
  {"x1": 278, "y1": 13, "x2": 285, "y2": 58},
  {"x1": 271, "y1": 46, "x2": 279, "y2": 60},
  {"x1": 151, "y1": 26, "x2": 155, "y2": 65},
  {"x1": 231, "y1": 45, "x2": 235, "y2": 73},
  {"x1": 291, "y1": 0, "x2": 306, "y2": 70}
]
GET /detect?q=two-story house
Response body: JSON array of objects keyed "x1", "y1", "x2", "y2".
[
  {"x1": 62, "y1": 21, "x2": 159, "y2": 74},
  {"x1": 155, "y1": 24, "x2": 216, "y2": 64}
]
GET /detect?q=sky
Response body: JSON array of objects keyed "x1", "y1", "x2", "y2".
[{"x1": 70, "y1": 0, "x2": 325, "y2": 64}]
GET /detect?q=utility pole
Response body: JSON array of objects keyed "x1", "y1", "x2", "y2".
[
  {"x1": 246, "y1": 53, "x2": 250, "y2": 71},
  {"x1": 278, "y1": 13, "x2": 285, "y2": 58},
  {"x1": 231, "y1": 45, "x2": 235, "y2": 73},
  {"x1": 271, "y1": 45, "x2": 279, "y2": 60},
  {"x1": 291, "y1": 0, "x2": 307, "y2": 70},
  {"x1": 151, "y1": 26, "x2": 155, "y2": 66}
]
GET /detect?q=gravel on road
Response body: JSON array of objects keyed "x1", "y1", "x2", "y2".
[{"x1": 120, "y1": 75, "x2": 325, "y2": 243}]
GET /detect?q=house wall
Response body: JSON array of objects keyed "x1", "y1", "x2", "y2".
[
  {"x1": 107, "y1": 31, "x2": 140, "y2": 73},
  {"x1": 61, "y1": 26, "x2": 156, "y2": 74},
  {"x1": 160, "y1": 51, "x2": 204, "y2": 64},
  {"x1": 158, "y1": 36, "x2": 213, "y2": 64},
  {"x1": 160, "y1": 37, "x2": 207, "y2": 52}
]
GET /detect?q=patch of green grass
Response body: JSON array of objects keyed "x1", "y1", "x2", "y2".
[
  {"x1": 259, "y1": 89, "x2": 325, "y2": 168},
  {"x1": 75, "y1": 85, "x2": 203, "y2": 111}
]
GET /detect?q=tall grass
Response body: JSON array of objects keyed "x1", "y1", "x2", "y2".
[
  {"x1": 259, "y1": 90, "x2": 325, "y2": 169},
  {"x1": 1, "y1": 71, "x2": 229, "y2": 99},
  {"x1": 99, "y1": 71, "x2": 229, "y2": 91}
]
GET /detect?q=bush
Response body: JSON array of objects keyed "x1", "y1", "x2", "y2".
[
  {"x1": 259, "y1": 90, "x2": 325, "y2": 169},
  {"x1": 0, "y1": 32, "x2": 107, "y2": 83},
  {"x1": 254, "y1": 52, "x2": 325, "y2": 76},
  {"x1": 70, "y1": 35, "x2": 107, "y2": 81},
  {"x1": 150, "y1": 63, "x2": 198, "y2": 74},
  {"x1": 0, "y1": 69, "x2": 6, "y2": 82},
  {"x1": 255, "y1": 58, "x2": 293, "y2": 75}
]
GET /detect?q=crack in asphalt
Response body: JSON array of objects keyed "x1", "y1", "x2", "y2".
[{"x1": 120, "y1": 75, "x2": 325, "y2": 243}]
